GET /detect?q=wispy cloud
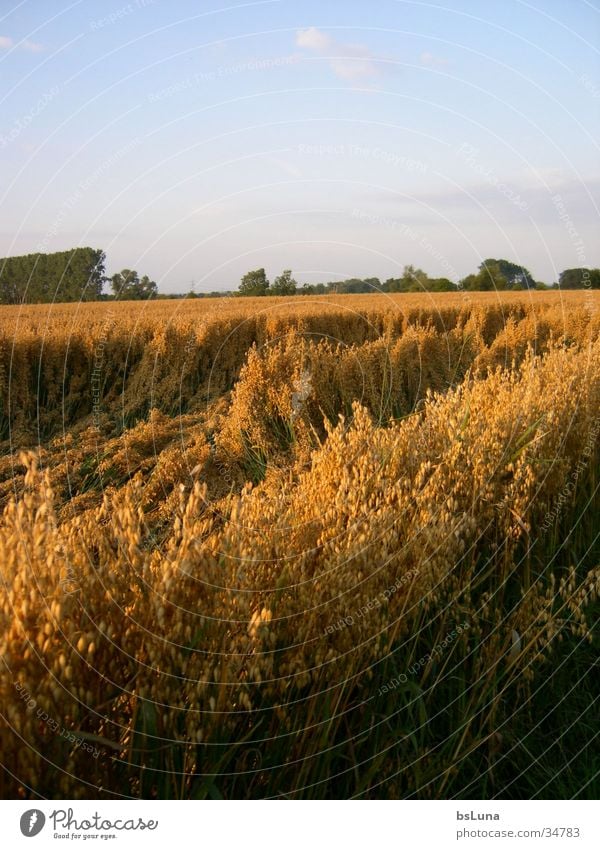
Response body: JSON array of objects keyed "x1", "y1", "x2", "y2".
[
  {"x1": 372, "y1": 174, "x2": 600, "y2": 223},
  {"x1": 0, "y1": 35, "x2": 44, "y2": 52},
  {"x1": 22, "y1": 39, "x2": 44, "y2": 53},
  {"x1": 295, "y1": 27, "x2": 382, "y2": 83},
  {"x1": 420, "y1": 51, "x2": 448, "y2": 67}
]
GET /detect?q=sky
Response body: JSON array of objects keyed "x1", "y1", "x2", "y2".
[{"x1": 1, "y1": 0, "x2": 599, "y2": 292}]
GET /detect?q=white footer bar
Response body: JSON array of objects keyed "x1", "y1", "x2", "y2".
[{"x1": 0, "y1": 800, "x2": 597, "y2": 848}]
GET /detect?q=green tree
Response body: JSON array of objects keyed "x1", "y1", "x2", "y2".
[
  {"x1": 385, "y1": 266, "x2": 429, "y2": 292},
  {"x1": 477, "y1": 259, "x2": 534, "y2": 290},
  {"x1": 559, "y1": 268, "x2": 600, "y2": 289},
  {"x1": 459, "y1": 259, "x2": 535, "y2": 291},
  {"x1": 0, "y1": 247, "x2": 106, "y2": 304},
  {"x1": 270, "y1": 269, "x2": 297, "y2": 295},
  {"x1": 64, "y1": 248, "x2": 106, "y2": 300},
  {"x1": 335, "y1": 278, "x2": 367, "y2": 294},
  {"x1": 238, "y1": 268, "x2": 269, "y2": 296},
  {"x1": 495, "y1": 259, "x2": 535, "y2": 289},
  {"x1": 460, "y1": 273, "x2": 479, "y2": 291},
  {"x1": 477, "y1": 260, "x2": 508, "y2": 290},
  {"x1": 363, "y1": 277, "x2": 383, "y2": 291},
  {"x1": 402, "y1": 264, "x2": 428, "y2": 288},
  {"x1": 111, "y1": 269, "x2": 158, "y2": 300},
  {"x1": 427, "y1": 277, "x2": 455, "y2": 292}
]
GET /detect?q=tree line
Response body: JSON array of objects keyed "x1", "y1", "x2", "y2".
[
  {"x1": 236, "y1": 260, "x2": 600, "y2": 296},
  {"x1": 0, "y1": 248, "x2": 157, "y2": 304},
  {"x1": 1, "y1": 248, "x2": 599, "y2": 303}
]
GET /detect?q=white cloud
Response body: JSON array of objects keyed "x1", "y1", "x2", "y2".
[
  {"x1": 296, "y1": 27, "x2": 332, "y2": 51},
  {"x1": 295, "y1": 26, "x2": 381, "y2": 83},
  {"x1": 0, "y1": 35, "x2": 44, "y2": 52}
]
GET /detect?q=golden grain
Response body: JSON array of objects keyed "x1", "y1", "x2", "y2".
[{"x1": 0, "y1": 292, "x2": 598, "y2": 797}]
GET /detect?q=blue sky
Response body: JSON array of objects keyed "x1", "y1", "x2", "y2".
[{"x1": 1, "y1": 0, "x2": 599, "y2": 291}]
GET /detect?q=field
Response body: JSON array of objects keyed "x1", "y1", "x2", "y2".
[{"x1": 1, "y1": 290, "x2": 599, "y2": 799}]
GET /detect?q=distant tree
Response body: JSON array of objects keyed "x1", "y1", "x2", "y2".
[
  {"x1": 384, "y1": 277, "x2": 402, "y2": 293},
  {"x1": 402, "y1": 265, "x2": 428, "y2": 289},
  {"x1": 493, "y1": 259, "x2": 534, "y2": 288},
  {"x1": 363, "y1": 277, "x2": 383, "y2": 291},
  {"x1": 0, "y1": 247, "x2": 106, "y2": 304},
  {"x1": 427, "y1": 277, "x2": 455, "y2": 292},
  {"x1": 66, "y1": 248, "x2": 106, "y2": 300},
  {"x1": 459, "y1": 259, "x2": 534, "y2": 291},
  {"x1": 138, "y1": 275, "x2": 158, "y2": 299},
  {"x1": 238, "y1": 268, "x2": 269, "y2": 296},
  {"x1": 478, "y1": 259, "x2": 534, "y2": 290},
  {"x1": 477, "y1": 260, "x2": 508, "y2": 290},
  {"x1": 559, "y1": 268, "x2": 600, "y2": 289},
  {"x1": 460, "y1": 273, "x2": 480, "y2": 291},
  {"x1": 336, "y1": 278, "x2": 366, "y2": 294},
  {"x1": 319, "y1": 277, "x2": 382, "y2": 294},
  {"x1": 384, "y1": 265, "x2": 429, "y2": 292},
  {"x1": 270, "y1": 269, "x2": 297, "y2": 295},
  {"x1": 111, "y1": 269, "x2": 157, "y2": 300}
]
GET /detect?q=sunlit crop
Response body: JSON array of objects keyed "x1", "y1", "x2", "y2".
[{"x1": 1, "y1": 291, "x2": 599, "y2": 798}]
